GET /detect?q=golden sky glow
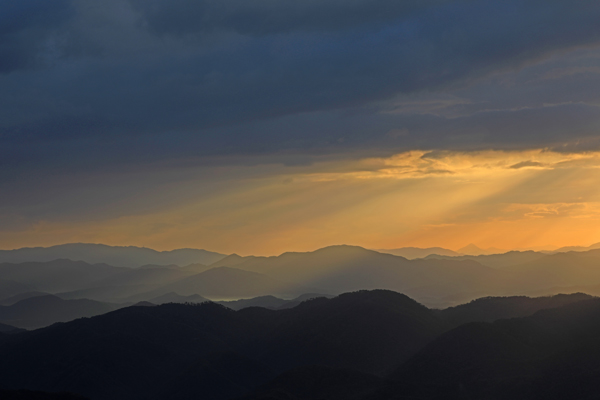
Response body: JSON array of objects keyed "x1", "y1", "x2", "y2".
[{"x1": 3, "y1": 149, "x2": 600, "y2": 255}]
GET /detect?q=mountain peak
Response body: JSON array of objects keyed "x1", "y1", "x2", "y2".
[{"x1": 458, "y1": 243, "x2": 485, "y2": 254}]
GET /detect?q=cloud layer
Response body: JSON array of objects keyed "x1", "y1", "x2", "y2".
[
  {"x1": 2, "y1": 0, "x2": 600, "y2": 170},
  {"x1": 3, "y1": 0, "x2": 600, "y2": 250}
]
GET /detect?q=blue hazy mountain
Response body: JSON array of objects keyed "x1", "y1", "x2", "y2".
[
  {"x1": 0, "y1": 295, "x2": 121, "y2": 329},
  {"x1": 0, "y1": 243, "x2": 226, "y2": 268}
]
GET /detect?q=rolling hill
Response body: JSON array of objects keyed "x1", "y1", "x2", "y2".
[
  {"x1": 0, "y1": 290, "x2": 595, "y2": 400},
  {"x1": 390, "y1": 297, "x2": 600, "y2": 400},
  {"x1": 0, "y1": 290, "x2": 443, "y2": 399}
]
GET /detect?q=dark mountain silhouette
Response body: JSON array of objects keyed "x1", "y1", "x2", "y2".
[
  {"x1": 0, "y1": 260, "x2": 126, "y2": 293},
  {"x1": 0, "y1": 292, "x2": 50, "y2": 306},
  {"x1": 154, "y1": 351, "x2": 276, "y2": 400},
  {"x1": 271, "y1": 293, "x2": 335, "y2": 310},
  {"x1": 424, "y1": 250, "x2": 547, "y2": 269},
  {"x1": 131, "y1": 301, "x2": 155, "y2": 307},
  {"x1": 438, "y1": 292, "x2": 594, "y2": 328},
  {"x1": 388, "y1": 298, "x2": 600, "y2": 400},
  {"x1": 0, "y1": 295, "x2": 120, "y2": 329},
  {"x1": 0, "y1": 322, "x2": 24, "y2": 334},
  {"x1": 291, "y1": 293, "x2": 334, "y2": 302},
  {"x1": 0, "y1": 290, "x2": 443, "y2": 399},
  {"x1": 376, "y1": 247, "x2": 460, "y2": 259},
  {"x1": 239, "y1": 365, "x2": 383, "y2": 400},
  {"x1": 1, "y1": 290, "x2": 597, "y2": 399},
  {"x1": 148, "y1": 292, "x2": 209, "y2": 305},
  {"x1": 0, "y1": 279, "x2": 38, "y2": 301},
  {"x1": 0, "y1": 243, "x2": 226, "y2": 268}
]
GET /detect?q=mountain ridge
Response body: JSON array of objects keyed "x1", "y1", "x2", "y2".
[{"x1": 0, "y1": 243, "x2": 227, "y2": 268}]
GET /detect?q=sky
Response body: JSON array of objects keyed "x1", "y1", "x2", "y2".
[{"x1": 3, "y1": 0, "x2": 600, "y2": 255}]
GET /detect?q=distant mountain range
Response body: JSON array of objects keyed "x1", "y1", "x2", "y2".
[
  {"x1": 5, "y1": 245, "x2": 600, "y2": 310},
  {"x1": 378, "y1": 242, "x2": 600, "y2": 258},
  {"x1": 376, "y1": 244, "x2": 510, "y2": 258},
  {"x1": 375, "y1": 247, "x2": 461, "y2": 259},
  {"x1": 0, "y1": 243, "x2": 227, "y2": 268},
  {"x1": 4, "y1": 242, "x2": 600, "y2": 399},
  {"x1": 0, "y1": 290, "x2": 595, "y2": 400},
  {"x1": 553, "y1": 241, "x2": 600, "y2": 253},
  {"x1": 424, "y1": 250, "x2": 548, "y2": 268}
]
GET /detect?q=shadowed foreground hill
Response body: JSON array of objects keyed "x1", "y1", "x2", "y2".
[
  {"x1": 438, "y1": 292, "x2": 594, "y2": 328},
  {"x1": 0, "y1": 322, "x2": 24, "y2": 334},
  {"x1": 239, "y1": 365, "x2": 384, "y2": 400},
  {"x1": 387, "y1": 298, "x2": 600, "y2": 400},
  {"x1": 0, "y1": 290, "x2": 597, "y2": 400},
  {"x1": 0, "y1": 291, "x2": 442, "y2": 400}
]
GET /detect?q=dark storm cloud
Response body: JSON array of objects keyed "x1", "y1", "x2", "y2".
[
  {"x1": 2, "y1": 0, "x2": 600, "y2": 176},
  {"x1": 0, "y1": 0, "x2": 74, "y2": 73},
  {"x1": 129, "y1": 0, "x2": 449, "y2": 36}
]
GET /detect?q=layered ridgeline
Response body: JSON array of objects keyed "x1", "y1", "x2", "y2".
[
  {"x1": 0, "y1": 290, "x2": 596, "y2": 400},
  {"x1": 4, "y1": 245, "x2": 600, "y2": 314},
  {"x1": 190, "y1": 246, "x2": 600, "y2": 305},
  {"x1": 0, "y1": 243, "x2": 227, "y2": 268}
]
